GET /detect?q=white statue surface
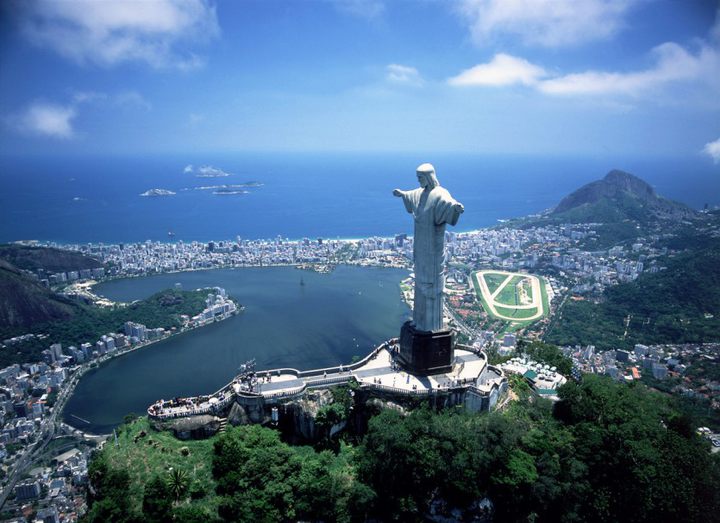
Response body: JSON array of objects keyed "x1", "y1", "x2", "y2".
[{"x1": 393, "y1": 163, "x2": 464, "y2": 332}]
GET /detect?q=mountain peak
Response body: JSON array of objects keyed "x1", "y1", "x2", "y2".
[
  {"x1": 601, "y1": 169, "x2": 657, "y2": 197},
  {"x1": 551, "y1": 169, "x2": 691, "y2": 222}
]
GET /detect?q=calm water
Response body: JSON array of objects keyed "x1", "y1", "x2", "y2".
[
  {"x1": 62, "y1": 265, "x2": 410, "y2": 434},
  {"x1": 1, "y1": 152, "x2": 717, "y2": 244}
]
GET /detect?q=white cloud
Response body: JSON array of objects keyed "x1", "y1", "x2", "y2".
[
  {"x1": 448, "y1": 28, "x2": 720, "y2": 101},
  {"x1": 703, "y1": 138, "x2": 720, "y2": 164},
  {"x1": 539, "y1": 42, "x2": 715, "y2": 95},
  {"x1": 12, "y1": 90, "x2": 150, "y2": 140},
  {"x1": 19, "y1": 103, "x2": 76, "y2": 139},
  {"x1": 196, "y1": 165, "x2": 231, "y2": 177},
  {"x1": 183, "y1": 164, "x2": 194, "y2": 173},
  {"x1": 448, "y1": 54, "x2": 546, "y2": 87},
  {"x1": 457, "y1": 0, "x2": 635, "y2": 47},
  {"x1": 19, "y1": 0, "x2": 219, "y2": 70},
  {"x1": 386, "y1": 64, "x2": 423, "y2": 85}
]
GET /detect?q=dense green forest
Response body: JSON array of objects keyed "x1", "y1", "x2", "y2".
[
  {"x1": 546, "y1": 240, "x2": 720, "y2": 350},
  {"x1": 0, "y1": 289, "x2": 213, "y2": 367},
  {"x1": 82, "y1": 375, "x2": 720, "y2": 522}
]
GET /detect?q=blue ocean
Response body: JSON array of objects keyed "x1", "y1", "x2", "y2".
[{"x1": 0, "y1": 153, "x2": 717, "y2": 244}]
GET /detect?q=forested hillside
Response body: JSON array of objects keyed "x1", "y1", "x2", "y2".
[
  {"x1": 546, "y1": 240, "x2": 720, "y2": 349},
  {"x1": 82, "y1": 375, "x2": 720, "y2": 523}
]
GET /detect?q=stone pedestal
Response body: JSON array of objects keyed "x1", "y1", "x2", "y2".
[{"x1": 397, "y1": 321, "x2": 454, "y2": 375}]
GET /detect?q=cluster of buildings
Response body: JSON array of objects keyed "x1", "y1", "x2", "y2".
[
  {"x1": 53, "y1": 237, "x2": 356, "y2": 277},
  {"x1": 563, "y1": 342, "x2": 720, "y2": 408},
  {"x1": 35, "y1": 268, "x2": 105, "y2": 288},
  {"x1": 446, "y1": 224, "x2": 671, "y2": 295},
  {"x1": 499, "y1": 357, "x2": 568, "y2": 400},
  {"x1": 1, "y1": 362, "x2": 67, "y2": 431},
  {"x1": 564, "y1": 343, "x2": 678, "y2": 382},
  {"x1": 0, "y1": 359, "x2": 88, "y2": 523},
  {"x1": 191, "y1": 288, "x2": 239, "y2": 326},
  {"x1": 36, "y1": 235, "x2": 408, "y2": 281},
  {"x1": 7, "y1": 448, "x2": 89, "y2": 522},
  {"x1": 1, "y1": 334, "x2": 49, "y2": 351}
]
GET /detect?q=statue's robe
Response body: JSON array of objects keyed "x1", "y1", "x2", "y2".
[{"x1": 399, "y1": 186, "x2": 462, "y2": 332}]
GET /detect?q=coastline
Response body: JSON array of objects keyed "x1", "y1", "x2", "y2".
[{"x1": 60, "y1": 302, "x2": 241, "y2": 435}]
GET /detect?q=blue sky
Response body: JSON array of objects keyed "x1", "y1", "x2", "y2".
[{"x1": 1, "y1": 0, "x2": 719, "y2": 161}]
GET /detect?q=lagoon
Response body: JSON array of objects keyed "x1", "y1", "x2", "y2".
[{"x1": 62, "y1": 265, "x2": 410, "y2": 434}]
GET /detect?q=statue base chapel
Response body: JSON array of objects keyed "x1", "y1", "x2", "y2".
[{"x1": 398, "y1": 322, "x2": 454, "y2": 375}]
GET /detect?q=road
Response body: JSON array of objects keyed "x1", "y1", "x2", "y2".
[
  {"x1": 444, "y1": 301, "x2": 476, "y2": 339},
  {"x1": 0, "y1": 362, "x2": 83, "y2": 510}
]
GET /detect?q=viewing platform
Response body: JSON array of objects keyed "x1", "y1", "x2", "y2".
[{"x1": 147, "y1": 339, "x2": 508, "y2": 421}]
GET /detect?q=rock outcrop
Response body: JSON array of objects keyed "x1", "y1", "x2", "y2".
[{"x1": 150, "y1": 414, "x2": 222, "y2": 440}]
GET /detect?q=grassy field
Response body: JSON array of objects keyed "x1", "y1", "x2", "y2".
[
  {"x1": 483, "y1": 272, "x2": 508, "y2": 295},
  {"x1": 495, "y1": 275, "x2": 524, "y2": 306},
  {"x1": 102, "y1": 417, "x2": 219, "y2": 516},
  {"x1": 472, "y1": 272, "x2": 494, "y2": 318},
  {"x1": 494, "y1": 305, "x2": 539, "y2": 320}
]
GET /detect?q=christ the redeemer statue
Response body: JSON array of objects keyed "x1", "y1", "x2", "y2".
[{"x1": 393, "y1": 163, "x2": 464, "y2": 333}]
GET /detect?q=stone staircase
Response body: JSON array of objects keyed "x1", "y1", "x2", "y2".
[{"x1": 217, "y1": 417, "x2": 228, "y2": 434}]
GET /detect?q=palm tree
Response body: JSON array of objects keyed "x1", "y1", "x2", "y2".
[{"x1": 166, "y1": 468, "x2": 189, "y2": 502}]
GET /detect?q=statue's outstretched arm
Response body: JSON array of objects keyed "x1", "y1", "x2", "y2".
[{"x1": 393, "y1": 188, "x2": 415, "y2": 213}]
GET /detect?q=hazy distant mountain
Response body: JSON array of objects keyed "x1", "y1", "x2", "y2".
[
  {"x1": 551, "y1": 169, "x2": 695, "y2": 223},
  {"x1": 0, "y1": 245, "x2": 102, "y2": 330},
  {"x1": 0, "y1": 259, "x2": 79, "y2": 329},
  {"x1": 0, "y1": 244, "x2": 102, "y2": 273}
]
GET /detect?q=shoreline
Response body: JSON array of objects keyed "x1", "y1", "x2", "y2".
[
  {"x1": 14, "y1": 228, "x2": 494, "y2": 251},
  {"x1": 59, "y1": 305, "x2": 240, "y2": 435}
]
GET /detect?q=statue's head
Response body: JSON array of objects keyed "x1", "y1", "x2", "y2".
[{"x1": 416, "y1": 163, "x2": 439, "y2": 189}]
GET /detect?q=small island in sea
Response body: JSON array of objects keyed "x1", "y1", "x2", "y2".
[
  {"x1": 213, "y1": 188, "x2": 249, "y2": 195},
  {"x1": 193, "y1": 182, "x2": 263, "y2": 194},
  {"x1": 140, "y1": 188, "x2": 176, "y2": 197}
]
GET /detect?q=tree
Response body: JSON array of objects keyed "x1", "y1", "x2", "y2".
[
  {"x1": 213, "y1": 425, "x2": 364, "y2": 522},
  {"x1": 172, "y1": 505, "x2": 221, "y2": 523},
  {"x1": 553, "y1": 375, "x2": 720, "y2": 522},
  {"x1": 82, "y1": 454, "x2": 140, "y2": 523},
  {"x1": 142, "y1": 475, "x2": 173, "y2": 523},
  {"x1": 166, "y1": 468, "x2": 189, "y2": 503},
  {"x1": 356, "y1": 407, "x2": 498, "y2": 519}
]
